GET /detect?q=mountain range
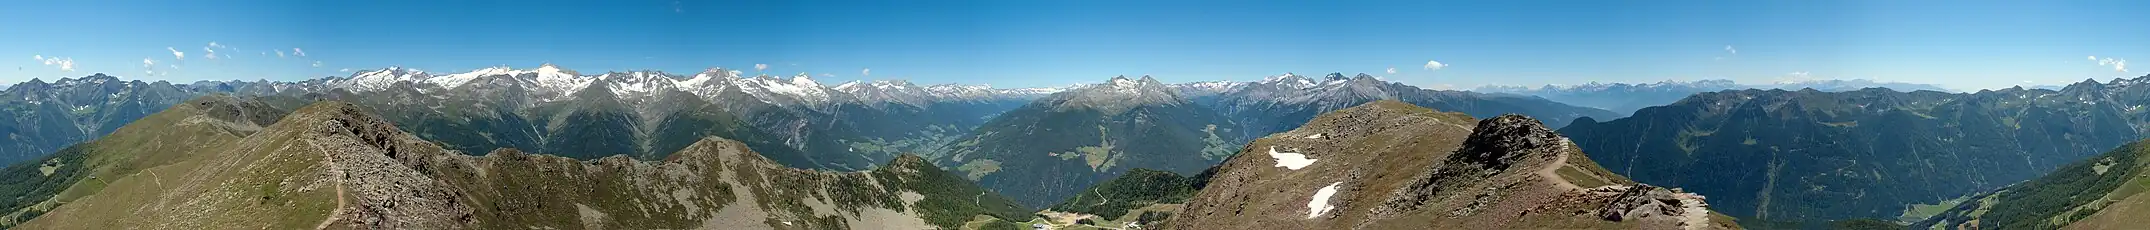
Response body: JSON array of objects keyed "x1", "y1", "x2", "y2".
[
  {"x1": 0, "y1": 95, "x2": 1036, "y2": 229},
  {"x1": 7, "y1": 67, "x2": 2143, "y2": 229},
  {"x1": 1186, "y1": 73, "x2": 1619, "y2": 138},
  {"x1": 1475, "y1": 79, "x2": 1954, "y2": 116},
  {"x1": 1560, "y1": 75, "x2": 2150, "y2": 224},
  {"x1": 0, "y1": 68, "x2": 1621, "y2": 212}
]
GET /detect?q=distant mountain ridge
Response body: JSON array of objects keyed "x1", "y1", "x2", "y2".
[
  {"x1": 1561, "y1": 74, "x2": 2150, "y2": 223},
  {"x1": 1475, "y1": 79, "x2": 1953, "y2": 116},
  {"x1": 1190, "y1": 72, "x2": 1619, "y2": 140},
  {"x1": 936, "y1": 75, "x2": 1243, "y2": 209}
]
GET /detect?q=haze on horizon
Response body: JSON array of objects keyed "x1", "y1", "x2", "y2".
[{"x1": 2, "y1": 0, "x2": 2144, "y2": 91}]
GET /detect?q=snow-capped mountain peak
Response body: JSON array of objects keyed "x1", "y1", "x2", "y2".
[
  {"x1": 834, "y1": 81, "x2": 864, "y2": 91},
  {"x1": 1046, "y1": 75, "x2": 1184, "y2": 114},
  {"x1": 1109, "y1": 75, "x2": 1139, "y2": 89},
  {"x1": 1259, "y1": 72, "x2": 1318, "y2": 89},
  {"x1": 339, "y1": 67, "x2": 433, "y2": 91},
  {"x1": 789, "y1": 73, "x2": 823, "y2": 88},
  {"x1": 593, "y1": 70, "x2": 682, "y2": 95}
]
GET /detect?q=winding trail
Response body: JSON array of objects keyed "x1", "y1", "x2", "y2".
[
  {"x1": 312, "y1": 142, "x2": 349, "y2": 230},
  {"x1": 1533, "y1": 141, "x2": 1583, "y2": 191}
]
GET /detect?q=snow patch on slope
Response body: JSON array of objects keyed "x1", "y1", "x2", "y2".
[
  {"x1": 1268, "y1": 146, "x2": 1318, "y2": 170},
  {"x1": 1307, "y1": 182, "x2": 1343, "y2": 219}
]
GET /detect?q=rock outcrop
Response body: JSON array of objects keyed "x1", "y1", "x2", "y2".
[{"x1": 1164, "y1": 101, "x2": 1737, "y2": 230}]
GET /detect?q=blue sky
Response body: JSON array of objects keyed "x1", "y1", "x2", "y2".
[{"x1": 3, "y1": 0, "x2": 2145, "y2": 90}]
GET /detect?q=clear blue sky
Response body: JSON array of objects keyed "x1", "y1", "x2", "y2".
[{"x1": 4, "y1": 0, "x2": 2145, "y2": 90}]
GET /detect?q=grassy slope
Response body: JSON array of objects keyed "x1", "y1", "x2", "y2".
[
  {"x1": 0, "y1": 95, "x2": 290, "y2": 228},
  {"x1": 1045, "y1": 168, "x2": 1205, "y2": 221},
  {"x1": 17, "y1": 99, "x2": 1034, "y2": 229},
  {"x1": 1914, "y1": 140, "x2": 2150, "y2": 229}
]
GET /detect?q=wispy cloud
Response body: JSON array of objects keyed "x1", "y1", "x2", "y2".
[
  {"x1": 754, "y1": 63, "x2": 768, "y2": 72},
  {"x1": 311, "y1": 61, "x2": 323, "y2": 67},
  {"x1": 142, "y1": 58, "x2": 155, "y2": 68},
  {"x1": 167, "y1": 47, "x2": 186, "y2": 60},
  {"x1": 275, "y1": 50, "x2": 285, "y2": 58},
  {"x1": 1423, "y1": 60, "x2": 1448, "y2": 71},
  {"x1": 203, "y1": 47, "x2": 219, "y2": 60},
  {"x1": 861, "y1": 68, "x2": 871, "y2": 76},
  {"x1": 338, "y1": 68, "x2": 351, "y2": 72},
  {"x1": 292, "y1": 48, "x2": 306, "y2": 57},
  {"x1": 1385, "y1": 67, "x2": 1397, "y2": 74},
  {"x1": 1716, "y1": 45, "x2": 1738, "y2": 61}
]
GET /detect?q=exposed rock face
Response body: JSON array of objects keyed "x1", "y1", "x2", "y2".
[
  {"x1": 1165, "y1": 101, "x2": 1736, "y2": 230},
  {"x1": 1595, "y1": 185, "x2": 1695, "y2": 222},
  {"x1": 304, "y1": 104, "x2": 476, "y2": 229}
]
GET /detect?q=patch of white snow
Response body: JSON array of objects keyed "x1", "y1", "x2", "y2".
[
  {"x1": 1268, "y1": 146, "x2": 1318, "y2": 170},
  {"x1": 1307, "y1": 182, "x2": 1343, "y2": 219}
]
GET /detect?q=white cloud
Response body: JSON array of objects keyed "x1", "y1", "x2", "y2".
[
  {"x1": 1385, "y1": 67, "x2": 1397, "y2": 74},
  {"x1": 142, "y1": 58, "x2": 155, "y2": 68},
  {"x1": 170, "y1": 64, "x2": 180, "y2": 69},
  {"x1": 275, "y1": 50, "x2": 285, "y2": 58},
  {"x1": 338, "y1": 68, "x2": 351, "y2": 72},
  {"x1": 1423, "y1": 60, "x2": 1448, "y2": 71},
  {"x1": 292, "y1": 48, "x2": 306, "y2": 57},
  {"x1": 2096, "y1": 57, "x2": 2129, "y2": 72},
  {"x1": 1724, "y1": 45, "x2": 1737, "y2": 55},
  {"x1": 34, "y1": 55, "x2": 74, "y2": 72},
  {"x1": 168, "y1": 47, "x2": 185, "y2": 60},
  {"x1": 861, "y1": 68, "x2": 871, "y2": 76},
  {"x1": 203, "y1": 47, "x2": 219, "y2": 60},
  {"x1": 754, "y1": 63, "x2": 768, "y2": 71},
  {"x1": 208, "y1": 42, "x2": 224, "y2": 49},
  {"x1": 2090, "y1": 56, "x2": 2100, "y2": 61},
  {"x1": 820, "y1": 73, "x2": 834, "y2": 77},
  {"x1": 311, "y1": 61, "x2": 323, "y2": 67}
]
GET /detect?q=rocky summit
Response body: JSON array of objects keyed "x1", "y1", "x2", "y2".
[{"x1": 1161, "y1": 101, "x2": 1738, "y2": 230}]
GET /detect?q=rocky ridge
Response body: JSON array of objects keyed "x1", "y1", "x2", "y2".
[{"x1": 1164, "y1": 101, "x2": 1734, "y2": 230}]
